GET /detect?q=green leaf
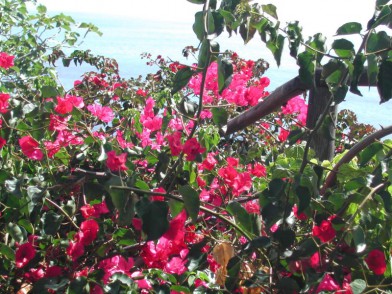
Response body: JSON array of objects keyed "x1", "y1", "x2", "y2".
[
  {"x1": 187, "y1": 0, "x2": 206, "y2": 4},
  {"x1": 217, "y1": 56, "x2": 233, "y2": 93},
  {"x1": 32, "y1": 277, "x2": 70, "y2": 293},
  {"x1": 104, "y1": 176, "x2": 134, "y2": 226},
  {"x1": 377, "y1": 60, "x2": 392, "y2": 102},
  {"x1": 298, "y1": 51, "x2": 315, "y2": 87},
  {"x1": 295, "y1": 185, "x2": 311, "y2": 214},
  {"x1": 198, "y1": 39, "x2": 211, "y2": 69},
  {"x1": 332, "y1": 39, "x2": 355, "y2": 58},
  {"x1": 336, "y1": 22, "x2": 362, "y2": 35},
  {"x1": 239, "y1": 19, "x2": 256, "y2": 44},
  {"x1": 225, "y1": 256, "x2": 241, "y2": 291},
  {"x1": 41, "y1": 211, "x2": 64, "y2": 236},
  {"x1": 179, "y1": 185, "x2": 200, "y2": 223},
  {"x1": 350, "y1": 53, "x2": 366, "y2": 96},
  {"x1": 171, "y1": 67, "x2": 194, "y2": 95},
  {"x1": 261, "y1": 4, "x2": 278, "y2": 19},
  {"x1": 267, "y1": 34, "x2": 285, "y2": 66},
  {"x1": 135, "y1": 198, "x2": 169, "y2": 240},
  {"x1": 211, "y1": 107, "x2": 228, "y2": 127},
  {"x1": 277, "y1": 278, "x2": 300, "y2": 293},
  {"x1": 370, "y1": 4, "x2": 392, "y2": 28},
  {"x1": 169, "y1": 199, "x2": 184, "y2": 218},
  {"x1": 66, "y1": 277, "x2": 87, "y2": 294},
  {"x1": 287, "y1": 21, "x2": 302, "y2": 58},
  {"x1": 377, "y1": 0, "x2": 390, "y2": 6},
  {"x1": 366, "y1": 31, "x2": 391, "y2": 55},
  {"x1": 359, "y1": 142, "x2": 383, "y2": 165},
  {"x1": 273, "y1": 227, "x2": 296, "y2": 248},
  {"x1": 350, "y1": 279, "x2": 366, "y2": 294},
  {"x1": 367, "y1": 54, "x2": 378, "y2": 86},
  {"x1": 193, "y1": 11, "x2": 204, "y2": 41},
  {"x1": 7, "y1": 223, "x2": 26, "y2": 243},
  {"x1": 227, "y1": 202, "x2": 259, "y2": 236},
  {"x1": 242, "y1": 236, "x2": 271, "y2": 253},
  {"x1": 135, "y1": 179, "x2": 150, "y2": 191},
  {"x1": 0, "y1": 243, "x2": 15, "y2": 260},
  {"x1": 41, "y1": 86, "x2": 59, "y2": 98},
  {"x1": 352, "y1": 226, "x2": 366, "y2": 253}
]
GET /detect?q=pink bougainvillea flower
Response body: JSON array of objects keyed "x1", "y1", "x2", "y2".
[
  {"x1": 15, "y1": 242, "x2": 36, "y2": 268},
  {"x1": 315, "y1": 274, "x2": 352, "y2": 293},
  {"x1": 278, "y1": 128, "x2": 290, "y2": 142},
  {"x1": 293, "y1": 204, "x2": 308, "y2": 221},
  {"x1": 77, "y1": 219, "x2": 99, "y2": 245},
  {"x1": 48, "y1": 114, "x2": 70, "y2": 131},
  {"x1": 365, "y1": 249, "x2": 387, "y2": 275},
  {"x1": 131, "y1": 271, "x2": 153, "y2": 290},
  {"x1": 183, "y1": 138, "x2": 205, "y2": 161},
  {"x1": 200, "y1": 153, "x2": 217, "y2": 171},
  {"x1": 141, "y1": 210, "x2": 188, "y2": 272},
  {"x1": 249, "y1": 162, "x2": 266, "y2": 177},
  {"x1": 150, "y1": 187, "x2": 166, "y2": 202},
  {"x1": 55, "y1": 95, "x2": 84, "y2": 114},
  {"x1": 66, "y1": 241, "x2": 84, "y2": 262},
  {"x1": 0, "y1": 52, "x2": 14, "y2": 69},
  {"x1": 0, "y1": 137, "x2": 6, "y2": 149},
  {"x1": 80, "y1": 201, "x2": 109, "y2": 219},
  {"x1": 87, "y1": 103, "x2": 115, "y2": 123},
  {"x1": 99, "y1": 255, "x2": 134, "y2": 284},
  {"x1": 0, "y1": 93, "x2": 10, "y2": 113},
  {"x1": 281, "y1": 96, "x2": 308, "y2": 126},
  {"x1": 164, "y1": 256, "x2": 188, "y2": 275},
  {"x1": 166, "y1": 131, "x2": 183, "y2": 156},
  {"x1": 19, "y1": 136, "x2": 44, "y2": 161},
  {"x1": 312, "y1": 219, "x2": 336, "y2": 243},
  {"x1": 106, "y1": 150, "x2": 128, "y2": 171}
]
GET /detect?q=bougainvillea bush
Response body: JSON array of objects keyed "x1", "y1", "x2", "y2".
[{"x1": 1, "y1": 0, "x2": 392, "y2": 293}]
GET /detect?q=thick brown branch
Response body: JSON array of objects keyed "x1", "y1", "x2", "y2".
[{"x1": 320, "y1": 125, "x2": 392, "y2": 195}]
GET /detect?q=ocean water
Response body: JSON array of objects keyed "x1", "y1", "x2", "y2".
[{"x1": 56, "y1": 12, "x2": 392, "y2": 131}]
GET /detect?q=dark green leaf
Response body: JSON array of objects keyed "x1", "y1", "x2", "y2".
[
  {"x1": 32, "y1": 277, "x2": 69, "y2": 293},
  {"x1": 0, "y1": 243, "x2": 15, "y2": 260},
  {"x1": 267, "y1": 34, "x2": 285, "y2": 66},
  {"x1": 239, "y1": 19, "x2": 256, "y2": 44},
  {"x1": 350, "y1": 279, "x2": 366, "y2": 294},
  {"x1": 273, "y1": 227, "x2": 296, "y2": 248},
  {"x1": 261, "y1": 4, "x2": 278, "y2": 19},
  {"x1": 198, "y1": 39, "x2": 211, "y2": 69},
  {"x1": 170, "y1": 286, "x2": 191, "y2": 293},
  {"x1": 179, "y1": 185, "x2": 200, "y2": 223},
  {"x1": 366, "y1": 31, "x2": 391, "y2": 55},
  {"x1": 295, "y1": 185, "x2": 311, "y2": 214},
  {"x1": 193, "y1": 11, "x2": 205, "y2": 41},
  {"x1": 370, "y1": 4, "x2": 392, "y2": 28},
  {"x1": 336, "y1": 22, "x2": 362, "y2": 35},
  {"x1": 298, "y1": 51, "x2": 315, "y2": 87},
  {"x1": 41, "y1": 86, "x2": 59, "y2": 98},
  {"x1": 352, "y1": 226, "x2": 366, "y2": 253},
  {"x1": 242, "y1": 236, "x2": 271, "y2": 253},
  {"x1": 211, "y1": 107, "x2": 228, "y2": 127},
  {"x1": 377, "y1": 0, "x2": 390, "y2": 6},
  {"x1": 155, "y1": 152, "x2": 170, "y2": 180},
  {"x1": 367, "y1": 54, "x2": 378, "y2": 86},
  {"x1": 171, "y1": 67, "x2": 194, "y2": 95},
  {"x1": 225, "y1": 256, "x2": 241, "y2": 291},
  {"x1": 306, "y1": 33, "x2": 326, "y2": 63},
  {"x1": 217, "y1": 56, "x2": 233, "y2": 93},
  {"x1": 187, "y1": 0, "x2": 206, "y2": 4},
  {"x1": 135, "y1": 198, "x2": 169, "y2": 240},
  {"x1": 66, "y1": 277, "x2": 87, "y2": 294},
  {"x1": 332, "y1": 39, "x2": 355, "y2": 58},
  {"x1": 287, "y1": 21, "x2": 302, "y2": 58},
  {"x1": 41, "y1": 211, "x2": 64, "y2": 236},
  {"x1": 7, "y1": 223, "x2": 26, "y2": 243},
  {"x1": 377, "y1": 60, "x2": 392, "y2": 102},
  {"x1": 359, "y1": 142, "x2": 383, "y2": 165},
  {"x1": 350, "y1": 54, "x2": 366, "y2": 96},
  {"x1": 277, "y1": 277, "x2": 300, "y2": 293},
  {"x1": 227, "y1": 202, "x2": 259, "y2": 236},
  {"x1": 211, "y1": 11, "x2": 224, "y2": 38}
]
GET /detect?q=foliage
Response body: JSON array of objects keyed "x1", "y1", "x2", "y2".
[{"x1": 0, "y1": 0, "x2": 392, "y2": 293}]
